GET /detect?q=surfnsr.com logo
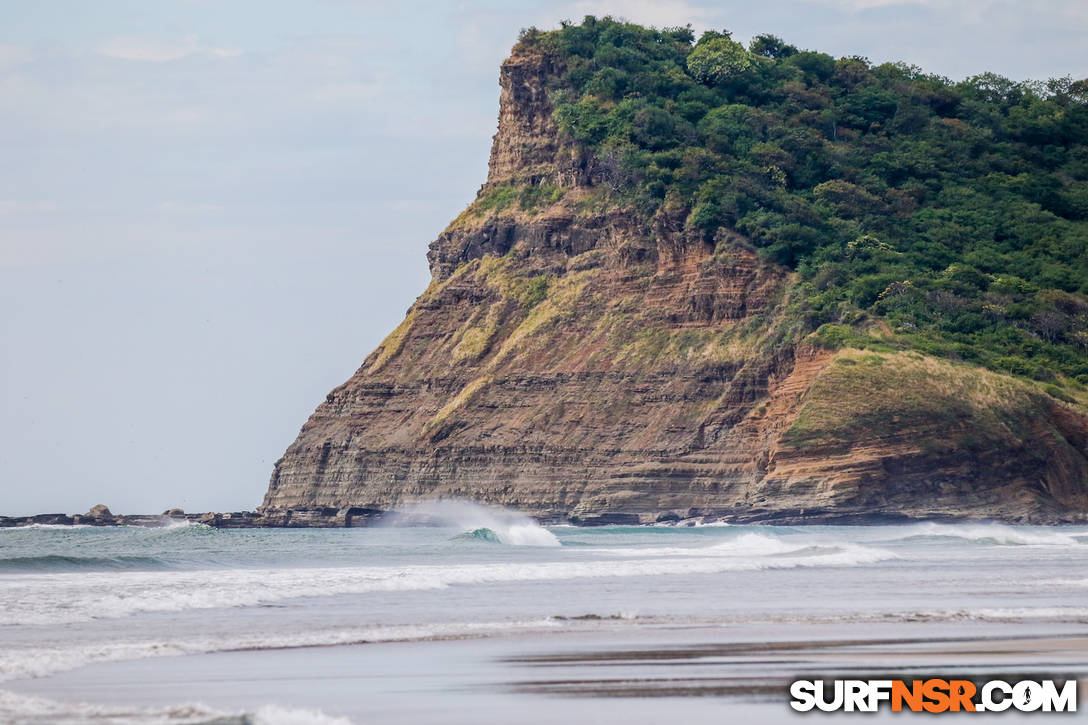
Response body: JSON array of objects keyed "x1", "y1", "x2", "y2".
[{"x1": 790, "y1": 679, "x2": 1078, "y2": 713}]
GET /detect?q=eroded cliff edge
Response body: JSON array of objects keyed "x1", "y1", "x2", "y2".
[{"x1": 260, "y1": 45, "x2": 1088, "y2": 524}]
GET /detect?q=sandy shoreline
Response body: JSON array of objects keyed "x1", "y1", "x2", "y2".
[
  {"x1": 7, "y1": 621, "x2": 1087, "y2": 723},
  {"x1": 503, "y1": 631, "x2": 1088, "y2": 700}
]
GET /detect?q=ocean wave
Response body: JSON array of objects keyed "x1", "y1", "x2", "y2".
[
  {"x1": 251, "y1": 704, "x2": 354, "y2": 725},
  {"x1": 389, "y1": 500, "x2": 561, "y2": 547},
  {"x1": 0, "y1": 545, "x2": 895, "y2": 627},
  {"x1": 0, "y1": 619, "x2": 562, "y2": 684},
  {"x1": 0, "y1": 689, "x2": 353, "y2": 724},
  {"x1": 0, "y1": 554, "x2": 174, "y2": 573},
  {"x1": 1039, "y1": 578, "x2": 1088, "y2": 588},
  {"x1": 591, "y1": 532, "x2": 810, "y2": 558},
  {"x1": 451, "y1": 523, "x2": 559, "y2": 547},
  {"x1": 0, "y1": 690, "x2": 230, "y2": 725},
  {"x1": 0, "y1": 520, "x2": 211, "y2": 535},
  {"x1": 0, "y1": 524, "x2": 97, "y2": 531},
  {"x1": 455, "y1": 527, "x2": 503, "y2": 543},
  {"x1": 875, "y1": 522, "x2": 1081, "y2": 547},
  {"x1": 895, "y1": 606, "x2": 1088, "y2": 623},
  {"x1": 154, "y1": 519, "x2": 214, "y2": 532},
  {"x1": 719, "y1": 606, "x2": 1088, "y2": 627}
]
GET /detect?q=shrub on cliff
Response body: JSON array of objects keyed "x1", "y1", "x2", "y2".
[
  {"x1": 686, "y1": 32, "x2": 753, "y2": 85},
  {"x1": 531, "y1": 16, "x2": 1088, "y2": 380}
]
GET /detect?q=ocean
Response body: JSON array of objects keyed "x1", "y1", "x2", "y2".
[{"x1": 1, "y1": 503, "x2": 1086, "y2": 724}]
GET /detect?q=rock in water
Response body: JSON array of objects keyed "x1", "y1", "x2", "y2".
[
  {"x1": 85, "y1": 504, "x2": 114, "y2": 520},
  {"x1": 259, "y1": 30, "x2": 1088, "y2": 525}
]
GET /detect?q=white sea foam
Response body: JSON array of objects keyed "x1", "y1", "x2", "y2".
[
  {"x1": 0, "y1": 688, "x2": 353, "y2": 724},
  {"x1": 0, "y1": 520, "x2": 207, "y2": 534},
  {"x1": 0, "y1": 524, "x2": 96, "y2": 531},
  {"x1": 0, "y1": 619, "x2": 562, "y2": 684},
  {"x1": 1040, "y1": 578, "x2": 1088, "y2": 588},
  {"x1": 0, "y1": 689, "x2": 230, "y2": 724},
  {"x1": 593, "y1": 532, "x2": 809, "y2": 558},
  {"x1": 900, "y1": 606, "x2": 1088, "y2": 622},
  {"x1": 157, "y1": 518, "x2": 209, "y2": 530},
  {"x1": 252, "y1": 704, "x2": 354, "y2": 725},
  {"x1": 388, "y1": 500, "x2": 561, "y2": 546},
  {"x1": 0, "y1": 543, "x2": 895, "y2": 627},
  {"x1": 881, "y1": 522, "x2": 1081, "y2": 546}
]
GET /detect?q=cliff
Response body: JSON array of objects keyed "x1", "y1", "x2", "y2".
[{"x1": 259, "y1": 38, "x2": 1088, "y2": 525}]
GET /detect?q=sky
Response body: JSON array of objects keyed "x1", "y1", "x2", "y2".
[{"x1": 2, "y1": 0, "x2": 1087, "y2": 516}]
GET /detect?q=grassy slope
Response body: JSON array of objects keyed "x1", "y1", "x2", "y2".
[{"x1": 784, "y1": 348, "x2": 1088, "y2": 454}]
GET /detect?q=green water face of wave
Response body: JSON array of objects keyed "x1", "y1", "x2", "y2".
[{"x1": 454, "y1": 528, "x2": 503, "y2": 544}]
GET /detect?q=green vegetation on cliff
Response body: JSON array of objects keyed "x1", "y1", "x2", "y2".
[{"x1": 517, "y1": 17, "x2": 1088, "y2": 383}]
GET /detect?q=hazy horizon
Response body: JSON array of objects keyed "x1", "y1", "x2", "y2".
[{"x1": 4, "y1": 0, "x2": 1088, "y2": 516}]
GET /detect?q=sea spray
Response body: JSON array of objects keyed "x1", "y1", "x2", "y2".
[{"x1": 386, "y1": 500, "x2": 561, "y2": 547}]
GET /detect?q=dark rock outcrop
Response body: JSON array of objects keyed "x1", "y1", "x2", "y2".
[{"x1": 0, "y1": 508, "x2": 387, "y2": 529}]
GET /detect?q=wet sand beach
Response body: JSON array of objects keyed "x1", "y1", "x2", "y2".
[{"x1": 9, "y1": 621, "x2": 1088, "y2": 723}]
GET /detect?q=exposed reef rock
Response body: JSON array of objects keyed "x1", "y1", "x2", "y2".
[
  {"x1": 260, "y1": 45, "x2": 1088, "y2": 525},
  {"x1": 0, "y1": 509, "x2": 385, "y2": 529}
]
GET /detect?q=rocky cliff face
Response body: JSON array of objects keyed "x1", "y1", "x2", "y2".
[{"x1": 260, "y1": 47, "x2": 1088, "y2": 524}]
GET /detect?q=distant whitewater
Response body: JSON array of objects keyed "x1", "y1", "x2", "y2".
[{"x1": 384, "y1": 500, "x2": 561, "y2": 546}]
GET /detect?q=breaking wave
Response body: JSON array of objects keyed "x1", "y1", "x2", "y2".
[
  {"x1": 592, "y1": 532, "x2": 809, "y2": 558},
  {"x1": 0, "y1": 543, "x2": 895, "y2": 627},
  {"x1": 876, "y1": 522, "x2": 1082, "y2": 547},
  {"x1": 388, "y1": 500, "x2": 561, "y2": 547},
  {"x1": 0, "y1": 524, "x2": 96, "y2": 531},
  {"x1": 456, "y1": 527, "x2": 503, "y2": 543}
]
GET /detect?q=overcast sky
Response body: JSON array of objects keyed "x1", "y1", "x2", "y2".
[{"x1": 2, "y1": 0, "x2": 1087, "y2": 516}]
